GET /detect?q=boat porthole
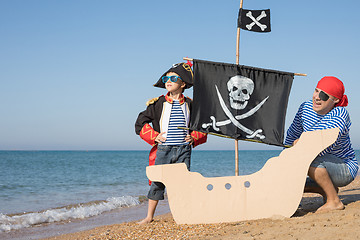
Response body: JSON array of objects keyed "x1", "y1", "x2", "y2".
[
  {"x1": 225, "y1": 183, "x2": 231, "y2": 190},
  {"x1": 206, "y1": 184, "x2": 213, "y2": 191},
  {"x1": 244, "y1": 181, "x2": 251, "y2": 188}
]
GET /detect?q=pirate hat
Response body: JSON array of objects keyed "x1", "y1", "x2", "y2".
[{"x1": 154, "y1": 62, "x2": 194, "y2": 89}]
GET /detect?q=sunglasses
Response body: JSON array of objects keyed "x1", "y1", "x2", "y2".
[
  {"x1": 318, "y1": 90, "x2": 330, "y2": 101},
  {"x1": 162, "y1": 76, "x2": 182, "y2": 83}
]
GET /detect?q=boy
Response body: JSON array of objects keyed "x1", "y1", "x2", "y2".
[{"x1": 135, "y1": 62, "x2": 207, "y2": 224}]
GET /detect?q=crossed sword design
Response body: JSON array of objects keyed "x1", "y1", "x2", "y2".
[{"x1": 202, "y1": 85, "x2": 268, "y2": 139}]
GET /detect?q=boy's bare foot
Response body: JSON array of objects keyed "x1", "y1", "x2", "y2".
[
  {"x1": 316, "y1": 200, "x2": 344, "y2": 213},
  {"x1": 137, "y1": 217, "x2": 153, "y2": 225}
]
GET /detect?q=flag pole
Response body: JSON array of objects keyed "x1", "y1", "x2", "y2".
[
  {"x1": 234, "y1": 0, "x2": 244, "y2": 176},
  {"x1": 236, "y1": 0, "x2": 243, "y2": 65}
]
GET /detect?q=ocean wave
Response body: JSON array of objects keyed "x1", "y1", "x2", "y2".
[{"x1": 0, "y1": 196, "x2": 140, "y2": 232}]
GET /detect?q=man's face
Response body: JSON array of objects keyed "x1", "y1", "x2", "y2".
[{"x1": 312, "y1": 88, "x2": 339, "y2": 115}]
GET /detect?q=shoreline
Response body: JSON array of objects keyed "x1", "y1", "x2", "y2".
[
  {"x1": 0, "y1": 201, "x2": 170, "y2": 240},
  {"x1": 43, "y1": 176, "x2": 360, "y2": 240}
]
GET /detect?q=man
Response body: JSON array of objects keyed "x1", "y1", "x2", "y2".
[{"x1": 285, "y1": 76, "x2": 358, "y2": 212}]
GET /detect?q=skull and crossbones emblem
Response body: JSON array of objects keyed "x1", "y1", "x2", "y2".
[
  {"x1": 202, "y1": 75, "x2": 268, "y2": 139},
  {"x1": 246, "y1": 10, "x2": 268, "y2": 31}
]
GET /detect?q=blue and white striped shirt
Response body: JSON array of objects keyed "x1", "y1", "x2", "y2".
[
  {"x1": 164, "y1": 100, "x2": 187, "y2": 145},
  {"x1": 285, "y1": 100, "x2": 358, "y2": 178}
]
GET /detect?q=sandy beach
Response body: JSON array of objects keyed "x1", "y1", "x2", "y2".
[{"x1": 44, "y1": 176, "x2": 360, "y2": 240}]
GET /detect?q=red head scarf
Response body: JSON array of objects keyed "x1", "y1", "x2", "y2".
[{"x1": 316, "y1": 76, "x2": 348, "y2": 107}]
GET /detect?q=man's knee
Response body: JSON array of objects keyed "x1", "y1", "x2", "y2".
[{"x1": 308, "y1": 166, "x2": 330, "y2": 180}]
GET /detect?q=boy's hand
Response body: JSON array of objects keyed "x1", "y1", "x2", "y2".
[
  {"x1": 185, "y1": 135, "x2": 194, "y2": 145},
  {"x1": 155, "y1": 132, "x2": 166, "y2": 144}
]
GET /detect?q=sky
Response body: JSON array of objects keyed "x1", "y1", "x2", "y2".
[{"x1": 1, "y1": 0, "x2": 359, "y2": 151}]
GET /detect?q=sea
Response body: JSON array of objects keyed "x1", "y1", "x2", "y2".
[{"x1": 1, "y1": 150, "x2": 359, "y2": 239}]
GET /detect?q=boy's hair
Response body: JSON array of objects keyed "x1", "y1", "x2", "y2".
[{"x1": 153, "y1": 62, "x2": 193, "y2": 89}]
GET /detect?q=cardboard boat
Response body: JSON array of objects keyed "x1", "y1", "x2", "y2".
[{"x1": 146, "y1": 128, "x2": 339, "y2": 224}]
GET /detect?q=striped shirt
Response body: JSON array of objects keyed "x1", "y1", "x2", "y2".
[
  {"x1": 285, "y1": 100, "x2": 358, "y2": 178},
  {"x1": 164, "y1": 100, "x2": 187, "y2": 145}
]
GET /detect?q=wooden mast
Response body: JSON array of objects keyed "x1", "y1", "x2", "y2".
[{"x1": 234, "y1": 0, "x2": 244, "y2": 176}]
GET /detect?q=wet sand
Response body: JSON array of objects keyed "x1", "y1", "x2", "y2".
[{"x1": 44, "y1": 176, "x2": 360, "y2": 240}]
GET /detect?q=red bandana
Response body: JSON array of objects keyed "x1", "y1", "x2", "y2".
[{"x1": 316, "y1": 76, "x2": 348, "y2": 107}]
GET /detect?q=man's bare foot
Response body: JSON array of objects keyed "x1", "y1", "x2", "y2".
[
  {"x1": 137, "y1": 217, "x2": 153, "y2": 225},
  {"x1": 316, "y1": 200, "x2": 344, "y2": 213}
]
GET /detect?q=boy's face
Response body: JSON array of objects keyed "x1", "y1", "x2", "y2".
[{"x1": 164, "y1": 72, "x2": 186, "y2": 93}]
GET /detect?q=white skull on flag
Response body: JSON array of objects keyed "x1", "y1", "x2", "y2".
[{"x1": 227, "y1": 75, "x2": 254, "y2": 110}]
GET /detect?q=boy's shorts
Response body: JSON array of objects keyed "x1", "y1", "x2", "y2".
[
  {"x1": 147, "y1": 144, "x2": 191, "y2": 200},
  {"x1": 306, "y1": 153, "x2": 354, "y2": 188}
]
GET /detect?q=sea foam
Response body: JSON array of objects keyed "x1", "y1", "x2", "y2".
[{"x1": 0, "y1": 196, "x2": 140, "y2": 232}]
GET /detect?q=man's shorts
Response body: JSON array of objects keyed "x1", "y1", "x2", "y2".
[{"x1": 306, "y1": 153, "x2": 354, "y2": 188}]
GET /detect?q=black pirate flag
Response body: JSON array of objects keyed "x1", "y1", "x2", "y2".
[
  {"x1": 238, "y1": 9, "x2": 271, "y2": 33},
  {"x1": 190, "y1": 59, "x2": 293, "y2": 147}
]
